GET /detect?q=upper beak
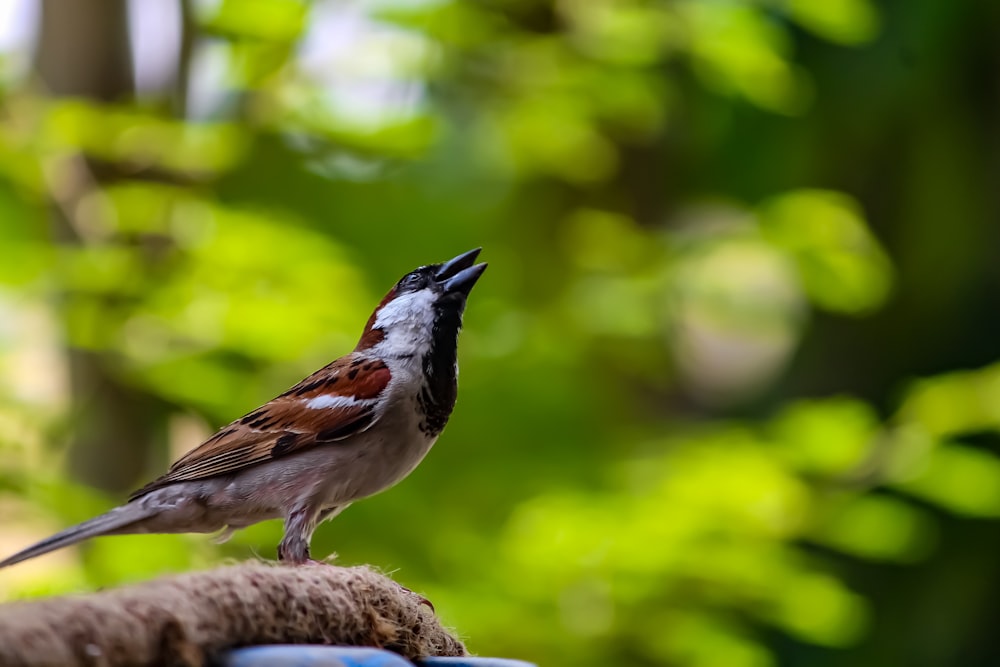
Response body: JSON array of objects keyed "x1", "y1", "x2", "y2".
[{"x1": 435, "y1": 248, "x2": 487, "y2": 295}]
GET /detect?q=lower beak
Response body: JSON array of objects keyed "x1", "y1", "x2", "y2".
[
  {"x1": 436, "y1": 248, "x2": 487, "y2": 295},
  {"x1": 441, "y1": 262, "x2": 487, "y2": 295}
]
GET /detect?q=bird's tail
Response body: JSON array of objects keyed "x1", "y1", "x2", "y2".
[{"x1": 0, "y1": 502, "x2": 155, "y2": 569}]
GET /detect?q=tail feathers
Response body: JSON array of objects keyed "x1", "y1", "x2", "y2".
[{"x1": 0, "y1": 503, "x2": 154, "y2": 569}]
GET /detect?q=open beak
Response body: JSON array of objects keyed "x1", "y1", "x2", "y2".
[{"x1": 435, "y1": 248, "x2": 487, "y2": 295}]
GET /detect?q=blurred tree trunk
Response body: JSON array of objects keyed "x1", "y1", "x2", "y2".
[
  {"x1": 34, "y1": 0, "x2": 170, "y2": 493},
  {"x1": 35, "y1": 0, "x2": 132, "y2": 100}
]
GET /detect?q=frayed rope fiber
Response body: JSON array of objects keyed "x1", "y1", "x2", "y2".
[{"x1": 0, "y1": 562, "x2": 467, "y2": 667}]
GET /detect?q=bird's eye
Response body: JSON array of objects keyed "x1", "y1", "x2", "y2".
[{"x1": 399, "y1": 273, "x2": 421, "y2": 289}]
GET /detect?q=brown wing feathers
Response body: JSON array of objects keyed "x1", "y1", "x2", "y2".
[{"x1": 129, "y1": 356, "x2": 391, "y2": 500}]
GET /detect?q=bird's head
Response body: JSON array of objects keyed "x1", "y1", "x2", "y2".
[{"x1": 357, "y1": 248, "x2": 487, "y2": 354}]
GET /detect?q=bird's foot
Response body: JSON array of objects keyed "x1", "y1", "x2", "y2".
[{"x1": 277, "y1": 535, "x2": 311, "y2": 563}]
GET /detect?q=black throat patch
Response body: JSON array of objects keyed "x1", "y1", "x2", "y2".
[{"x1": 416, "y1": 299, "x2": 464, "y2": 436}]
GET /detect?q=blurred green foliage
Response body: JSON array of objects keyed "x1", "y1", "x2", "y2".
[{"x1": 1, "y1": 0, "x2": 999, "y2": 666}]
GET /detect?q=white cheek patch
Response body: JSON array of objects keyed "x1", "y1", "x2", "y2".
[
  {"x1": 303, "y1": 395, "x2": 375, "y2": 410},
  {"x1": 374, "y1": 289, "x2": 437, "y2": 330}
]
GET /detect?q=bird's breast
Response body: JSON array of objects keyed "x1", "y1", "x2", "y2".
[{"x1": 327, "y1": 393, "x2": 438, "y2": 500}]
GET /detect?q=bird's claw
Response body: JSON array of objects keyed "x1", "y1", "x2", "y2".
[{"x1": 395, "y1": 582, "x2": 435, "y2": 612}]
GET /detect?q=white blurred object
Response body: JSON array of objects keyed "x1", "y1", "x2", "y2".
[{"x1": 669, "y1": 207, "x2": 807, "y2": 406}]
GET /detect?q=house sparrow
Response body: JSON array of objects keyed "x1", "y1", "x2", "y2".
[{"x1": 0, "y1": 248, "x2": 486, "y2": 568}]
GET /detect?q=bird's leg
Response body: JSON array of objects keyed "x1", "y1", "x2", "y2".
[
  {"x1": 278, "y1": 506, "x2": 431, "y2": 609},
  {"x1": 277, "y1": 505, "x2": 319, "y2": 564}
]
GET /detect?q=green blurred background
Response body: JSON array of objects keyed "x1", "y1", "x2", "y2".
[{"x1": 1, "y1": 0, "x2": 999, "y2": 665}]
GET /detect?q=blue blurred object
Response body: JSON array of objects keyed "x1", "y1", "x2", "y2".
[
  {"x1": 221, "y1": 647, "x2": 539, "y2": 667},
  {"x1": 222, "y1": 646, "x2": 414, "y2": 667}
]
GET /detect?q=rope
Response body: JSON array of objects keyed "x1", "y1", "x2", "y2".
[{"x1": 0, "y1": 562, "x2": 466, "y2": 666}]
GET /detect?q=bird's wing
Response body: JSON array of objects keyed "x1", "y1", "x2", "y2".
[{"x1": 129, "y1": 354, "x2": 392, "y2": 500}]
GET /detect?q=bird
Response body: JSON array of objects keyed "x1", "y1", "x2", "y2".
[{"x1": 0, "y1": 248, "x2": 487, "y2": 569}]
